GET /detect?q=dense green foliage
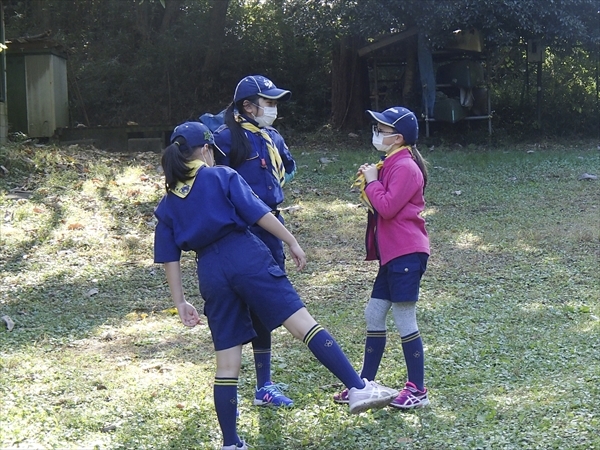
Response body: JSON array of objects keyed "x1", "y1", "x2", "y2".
[{"x1": 3, "y1": 0, "x2": 599, "y2": 137}]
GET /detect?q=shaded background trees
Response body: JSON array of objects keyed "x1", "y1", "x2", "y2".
[{"x1": 3, "y1": 0, "x2": 599, "y2": 139}]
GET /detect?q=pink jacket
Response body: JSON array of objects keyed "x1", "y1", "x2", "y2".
[{"x1": 364, "y1": 149, "x2": 430, "y2": 265}]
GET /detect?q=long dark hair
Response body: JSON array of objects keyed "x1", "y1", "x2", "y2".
[
  {"x1": 161, "y1": 137, "x2": 196, "y2": 192},
  {"x1": 410, "y1": 145, "x2": 428, "y2": 191},
  {"x1": 223, "y1": 95, "x2": 261, "y2": 167}
]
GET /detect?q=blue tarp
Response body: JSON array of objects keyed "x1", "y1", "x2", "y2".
[{"x1": 418, "y1": 33, "x2": 436, "y2": 118}]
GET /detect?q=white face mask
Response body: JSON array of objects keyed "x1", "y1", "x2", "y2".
[
  {"x1": 201, "y1": 145, "x2": 215, "y2": 166},
  {"x1": 372, "y1": 131, "x2": 398, "y2": 153},
  {"x1": 254, "y1": 105, "x2": 278, "y2": 127}
]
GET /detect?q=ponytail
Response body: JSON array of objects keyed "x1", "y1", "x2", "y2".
[
  {"x1": 161, "y1": 137, "x2": 195, "y2": 192},
  {"x1": 223, "y1": 99, "x2": 257, "y2": 168},
  {"x1": 411, "y1": 145, "x2": 428, "y2": 191}
]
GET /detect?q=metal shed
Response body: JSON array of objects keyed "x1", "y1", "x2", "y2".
[
  {"x1": 6, "y1": 38, "x2": 68, "y2": 138},
  {"x1": 359, "y1": 28, "x2": 492, "y2": 137}
]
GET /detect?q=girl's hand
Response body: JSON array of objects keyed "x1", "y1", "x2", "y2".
[
  {"x1": 288, "y1": 243, "x2": 307, "y2": 271},
  {"x1": 360, "y1": 164, "x2": 379, "y2": 183},
  {"x1": 177, "y1": 301, "x2": 200, "y2": 327},
  {"x1": 356, "y1": 163, "x2": 371, "y2": 176}
]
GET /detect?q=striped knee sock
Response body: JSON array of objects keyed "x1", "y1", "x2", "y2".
[
  {"x1": 401, "y1": 331, "x2": 425, "y2": 390},
  {"x1": 214, "y1": 377, "x2": 241, "y2": 447},
  {"x1": 303, "y1": 324, "x2": 364, "y2": 390},
  {"x1": 252, "y1": 348, "x2": 271, "y2": 388},
  {"x1": 360, "y1": 330, "x2": 387, "y2": 380}
]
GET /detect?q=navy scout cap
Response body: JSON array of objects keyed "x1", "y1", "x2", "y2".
[
  {"x1": 366, "y1": 106, "x2": 419, "y2": 144},
  {"x1": 170, "y1": 121, "x2": 215, "y2": 147},
  {"x1": 233, "y1": 75, "x2": 292, "y2": 103}
]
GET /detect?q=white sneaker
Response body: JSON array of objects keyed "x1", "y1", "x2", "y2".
[
  {"x1": 348, "y1": 379, "x2": 399, "y2": 414},
  {"x1": 221, "y1": 441, "x2": 248, "y2": 450}
]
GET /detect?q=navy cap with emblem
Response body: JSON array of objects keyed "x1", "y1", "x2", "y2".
[
  {"x1": 170, "y1": 122, "x2": 215, "y2": 148},
  {"x1": 366, "y1": 107, "x2": 419, "y2": 144},
  {"x1": 233, "y1": 75, "x2": 292, "y2": 103}
]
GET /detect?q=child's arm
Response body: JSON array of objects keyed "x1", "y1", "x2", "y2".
[
  {"x1": 164, "y1": 261, "x2": 200, "y2": 327},
  {"x1": 255, "y1": 213, "x2": 307, "y2": 270}
]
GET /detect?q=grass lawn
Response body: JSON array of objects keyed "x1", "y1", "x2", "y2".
[{"x1": 0, "y1": 136, "x2": 598, "y2": 450}]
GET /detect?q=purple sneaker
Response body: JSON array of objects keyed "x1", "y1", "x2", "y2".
[
  {"x1": 389, "y1": 381, "x2": 430, "y2": 409},
  {"x1": 253, "y1": 382, "x2": 294, "y2": 407},
  {"x1": 333, "y1": 388, "x2": 349, "y2": 404}
]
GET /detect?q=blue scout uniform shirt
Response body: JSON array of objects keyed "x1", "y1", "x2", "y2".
[
  {"x1": 153, "y1": 165, "x2": 272, "y2": 263},
  {"x1": 213, "y1": 125, "x2": 295, "y2": 210}
]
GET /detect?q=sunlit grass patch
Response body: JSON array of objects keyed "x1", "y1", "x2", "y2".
[{"x1": 1, "y1": 140, "x2": 599, "y2": 449}]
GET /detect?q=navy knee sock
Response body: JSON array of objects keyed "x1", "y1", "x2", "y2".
[
  {"x1": 303, "y1": 324, "x2": 364, "y2": 390},
  {"x1": 214, "y1": 377, "x2": 241, "y2": 447},
  {"x1": 251, "y1": 313, "x2": 272, "y2": 388},
  {"x1": 360, "y1": 330, "x2": 387, "y2": 381},
  {"x1": 252, "y1": 347, "x2": 271, "y2": 388},
  {"x1": 401, "y1": 330, "x2": 425, "y2": 391}
]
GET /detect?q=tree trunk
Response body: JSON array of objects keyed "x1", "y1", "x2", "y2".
[
  {"x1": 159, "y1": 0, "x2": 184, "y2": 35},
  {"x1": 330, "y1": 35, "x2": 369, "y2": 131},
  {"x1": 135, "y1": 0, "x2": 151, "y2": 42},
  {"x1": 30, "y1": 0, "x2": 51, "y2": 35},
  {"x1": 201, "y1": 0, "x2": 230, "y2": 94}
]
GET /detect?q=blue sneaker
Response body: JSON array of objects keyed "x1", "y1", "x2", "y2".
[{"x1": 253, "y1": 382, "x2": 294, "y2": 407}]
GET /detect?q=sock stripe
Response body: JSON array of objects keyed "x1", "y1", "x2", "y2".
[
  {"x1": 303, "y1": 324, "x2": 324, "y2": 345},
  {"x1": 253, "y1": 348, "x2": 271, "y2": 355},
  {"x1": 214, "y1": 377, "x2": 239, "y2": 387},
  {"x1": 401, "y1": 331, "x2": 420, "y2": 344},
  {"x1": 366, "y1": 330, "x2": 387, "y2": 338}
]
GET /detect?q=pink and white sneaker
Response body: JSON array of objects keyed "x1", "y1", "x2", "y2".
[
  {"x1": 389, "y1": 381, "x2": 430, "y2": 409},
  {"x1": 333, "y1": 388, "x2": 349, "y2": 404}
]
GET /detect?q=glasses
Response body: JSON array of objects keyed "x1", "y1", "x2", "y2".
[{"x1": 372, "y1": 124, "x2": 397, "y2": 136}]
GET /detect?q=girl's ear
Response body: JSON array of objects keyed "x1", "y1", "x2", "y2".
[{"x1": 242, "y1": 100, "x2": 254, "y2": 114}]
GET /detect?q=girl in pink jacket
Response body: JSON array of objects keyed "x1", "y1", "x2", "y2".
[{"x1": 335, "y1": 106, "x2": 431, "y2": 409}]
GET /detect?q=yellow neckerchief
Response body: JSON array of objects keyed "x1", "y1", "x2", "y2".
[
  {"x1": 353, "y1": 145, "x2": 412, "y2": 213},
  {"x1": 170, "y1": 159, "x2": 208, "y2": 198},
  {"x1": 237, "y1": 114, "x2": 286, "y2": 187}
]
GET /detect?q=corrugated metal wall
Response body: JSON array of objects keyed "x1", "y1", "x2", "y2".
[{"x1": 24, "y1": 54, "x2": 68, "y2": 137}]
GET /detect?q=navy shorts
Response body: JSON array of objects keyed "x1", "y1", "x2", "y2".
[
  {"x1": 249, "y1": 213, "x2": 285, "y2": 269},
  {"x1": 197, "y1": 230, "x2": 305, "y2": 351},
  {"x1": 371, "y1": 253, "x2": 428, "y2": 302}
]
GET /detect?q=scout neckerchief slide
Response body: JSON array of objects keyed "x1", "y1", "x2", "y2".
[
  {"x1": 238, "y1": 116, "x2": 287, "y2": 187},
  {"x1": 170, "y1": 159, "x2": 208, "y2": 198},
  {"x1": 353, "y1": 146, "x2": 412, "y2": 213}
]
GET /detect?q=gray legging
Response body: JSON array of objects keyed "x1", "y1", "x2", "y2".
[{"x1": 364, "y1": 298, "x2": 418, "y2": 336}]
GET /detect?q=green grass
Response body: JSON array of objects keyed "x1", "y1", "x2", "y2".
[{"x1": 1, "y1": 139, "x2": 598, "y2": 450}]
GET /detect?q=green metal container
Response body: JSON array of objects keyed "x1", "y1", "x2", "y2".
[
  {"x1": 436, "y1": 60, "x2": 484, "y2": 88},
  {"x1": 433, "y1": 97, "x2": 467, "y2": 123}
]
